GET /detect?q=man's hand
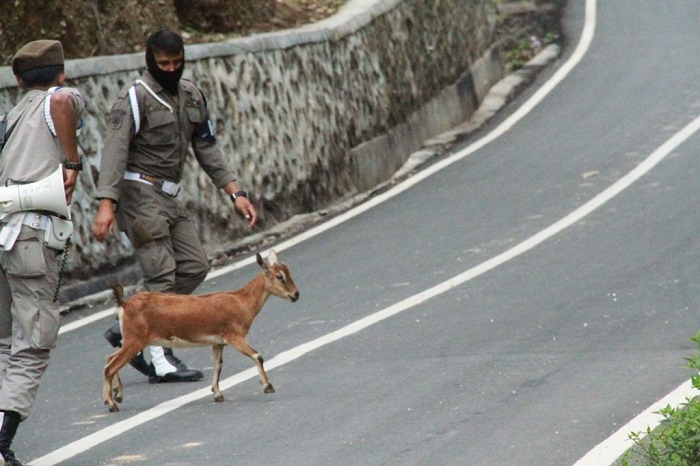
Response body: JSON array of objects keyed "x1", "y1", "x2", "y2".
[
  {"x1": 62, "y1": 167, "x2": 79, "y2": 205},
  {"x1": 92, "y1": 198, "x2": 116, "y2": 242},
  {"x1": 224, "y1": 181, "x2": 257, "y2": 227},
  {"x1": 234, "y1": 197, "x2": 257, "y2": 227}
]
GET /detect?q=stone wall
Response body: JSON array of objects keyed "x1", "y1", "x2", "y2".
[{"x1": 0, "y1": 0, "x2": 503, "y2": 295}]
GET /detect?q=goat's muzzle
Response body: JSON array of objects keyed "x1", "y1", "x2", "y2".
[{"x1": 288, "y1": 291, "x2": 300, "y2": 302}]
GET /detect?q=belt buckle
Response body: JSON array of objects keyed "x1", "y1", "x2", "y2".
[
  {"x1": 141, "y1": 174, "x2": 158, "y2": 185},
  {"x1": 160, "y1": 180, "x2": 179, "y2": 197}
]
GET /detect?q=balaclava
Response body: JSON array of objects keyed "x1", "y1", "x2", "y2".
[{"x1": 145, "y1": 30, "x2": 184, "y2": 95}]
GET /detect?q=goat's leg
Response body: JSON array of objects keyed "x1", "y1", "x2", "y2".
[
  {"x1": 211, "y1": 344, "x2": 225, "y2": 402},
  {"x1": 103, "y1": 351, "x2": 125, "y2": 412},
  {"x1": 104, "y1": 348, "x2": 125, "y2": 403},
  {"x1": 103, "y1": 353, "x2": 118, "y2": 411},
  {"x1": 103, "y1": 342, "x2": 145, "y2": 412},
  {"x1": 111, "y1": 370, "x2": 123, "y2": 403},
  {"x1": 228, "y1": 337, "x2": 274, "y2": 394}
]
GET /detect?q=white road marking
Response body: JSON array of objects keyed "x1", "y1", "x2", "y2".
[
  {"x1": 573, "y1": 380, "x2": 697, "y2": 466},
  {"x1": 36, "y1": 0, "x2": 699, "y2": 464},
  {"x1": 59, "y1": 308, "x2": 113, "y2": 334},
  {"x1": 58, "y1": 0, "x2": 597, "y2": 335}
]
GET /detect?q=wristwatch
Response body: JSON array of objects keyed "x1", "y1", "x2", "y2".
[
  {"x1": 63, "y1": 158, "x2": 83, "y2": 171},
  {"x1": 231, "y1": 190, "x2": 247, "y2": 201}
]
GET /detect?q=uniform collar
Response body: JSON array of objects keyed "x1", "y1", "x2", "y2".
[{"x1": 142, "y1": 71, "x2": 167, "y2": 94}]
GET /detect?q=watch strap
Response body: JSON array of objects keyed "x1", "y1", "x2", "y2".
[
  {"x1": 231, "y1": 190, "x2": 247, "y2": 201},
  {"x1": 63, "y1": 158, "x2": 83, "y2": 171}
]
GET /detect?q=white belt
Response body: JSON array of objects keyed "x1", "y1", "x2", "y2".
[
  {"x1": 123, "y1": 171, "x2": 180, "y2": 197},
  {"x1": 22, "y1": 213, "x2": 51, "y2": 230},
  {"x1": 0, "y1": 213, "x2": 51, "y2": 251},
  {"x1": 0, "y1": 213, "x2": 50, "y2": 235}
]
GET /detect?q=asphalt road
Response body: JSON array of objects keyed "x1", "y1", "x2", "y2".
[{"x1": 17, "y1": 1, "x2": 700, "y2": 465}]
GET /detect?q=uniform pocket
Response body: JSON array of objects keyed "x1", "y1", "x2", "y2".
[
  {"x1": 147, "y1": 109, "x2": 176, "y2": 127},
  {"x1": 3, "y1": 235, "x2": 61, "y2": 349},
  {"x1": 138, "y1": 238, "x2": 176, "y2": 284},
  {"x1": 143, "y1": 109, "x2": 176, "y2": 146},
  {"x1": 30, "y1": 305, "x2": 60, "y2": 349},
  {"x1": 5, "y1": 239, "x2": 46, "y2": 278}
]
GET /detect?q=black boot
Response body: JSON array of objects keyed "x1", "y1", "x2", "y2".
[
  {"x1": 0, "y1": 410, "x2": 23, "y2": 466},
  {"x1": 103, "y1": 323, "x2": 151, "y2": 376},
  {"x1": 149, "y1": 348, "x2": 204, "y2": 383},
  {"x1": 163, "y1": 348, "x2": 191, "y2": 371}
]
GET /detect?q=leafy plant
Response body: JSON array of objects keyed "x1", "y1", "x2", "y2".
[{"x1": 621, "y1": 331, "x2": 700, "y2": 465}]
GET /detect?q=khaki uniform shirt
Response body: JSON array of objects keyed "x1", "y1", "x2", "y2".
[
  {"x1": 0, "y1": 87, "x2": 84, "y2": 418},
  {"x1": 0, "y1": 87, "x2": 84, "y2": 186},
  {"x1": 95, "y1": 72, "x2": 235, "y2": 202}
]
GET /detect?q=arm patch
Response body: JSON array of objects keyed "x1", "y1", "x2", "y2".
[
  {"x1": 109, "y1": 109, "x2": 127, "y2": 130},
  {"x1": 194, "y1": 119, "x2": 217, "y2": 143}
]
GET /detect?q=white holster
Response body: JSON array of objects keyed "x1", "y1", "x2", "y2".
[{"x1": 44, "y1": 216, "x2": 73, "y2": 250}]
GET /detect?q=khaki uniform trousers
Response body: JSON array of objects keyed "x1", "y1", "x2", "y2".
[
  {"x1": 116, "y1": 181, "x2": 209, "y2": 294},
  {"x1": 0, "y1": 226, "x2": 61, "y2": 421}
]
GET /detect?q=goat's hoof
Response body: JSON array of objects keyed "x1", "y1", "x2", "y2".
[
  {"x1": 263, "y1": 384, "x2": 275, "y2": 394},
  {"x1": 108, "y1": 404, "x2": 120, "y2": 413},
  {"x1": 114, "y1": 395, "x2": 123, "y2": 403},
  {"x1": 214, "y1": 394, "x2": 225, "y2": 403}
]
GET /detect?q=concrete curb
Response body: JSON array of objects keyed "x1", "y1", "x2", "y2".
[{"x1": 423, "y1": 44, "x2": 560, "y2": 148}]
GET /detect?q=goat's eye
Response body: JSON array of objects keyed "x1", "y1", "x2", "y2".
[{"x1": 276, "y1": 273, "x2": 284, "y2": 281}]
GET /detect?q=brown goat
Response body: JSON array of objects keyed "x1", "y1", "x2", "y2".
[{"x1": 103, "y1": 250, "x2": 299, "y2": 412}]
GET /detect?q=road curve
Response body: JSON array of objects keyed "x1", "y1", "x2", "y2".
[{"x1": 20, "y1": 1, "x2": 700, "y2": 465}]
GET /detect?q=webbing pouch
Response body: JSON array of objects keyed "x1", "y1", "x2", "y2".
[{"x1": 44, "y1": 216, "x2": 73, "y2": 250}]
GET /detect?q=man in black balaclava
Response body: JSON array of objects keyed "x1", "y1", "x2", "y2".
[
  {"x1": 93, "y1": 29, "x2": 258, "y2": 386},
  {"x1": 145, "y1": 30, "x2": 185, "y2": 95}
]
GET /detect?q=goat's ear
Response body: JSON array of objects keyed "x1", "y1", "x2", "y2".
[
  {"x1": 268, "y1": 249, "x2": 278, "y2": 265},
  {"x1": 256, "y1": 253, "x2": 267, "y2": 270}
]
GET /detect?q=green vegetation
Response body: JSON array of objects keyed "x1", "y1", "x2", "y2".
[
  {"x1": 500, "y1": 31, "x2": 559, "y2": 71},
  {"x1": 621, "y1": 332, "x2": 700, "y2": 465}
]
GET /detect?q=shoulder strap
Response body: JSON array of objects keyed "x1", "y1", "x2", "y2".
[
  {"x1": 0, "y1": 112, "x2": 23, "y2": 154},
  {"x1": 128, "y1": 85, "x2": 141, "y2": 135},
  {"x1": 42, "y1": 86, "x2": 63, "y2": 137},
  {"x1": 128, "y1": 80, "x2": 174, "y2": 136},
  {"x1": 135, "y1": 79, "x2": 173, "y2": 113},
  {"x1": 0, "y1": 115, "x2": 8, "y2": 146}
]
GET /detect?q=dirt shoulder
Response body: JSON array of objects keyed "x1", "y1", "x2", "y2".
[
  {"x1": 0, "y1": 0, "x2": 563, "y2": 70},
  {"x1": 0, "y1": 0, "x2": 347, "y2": 64}
]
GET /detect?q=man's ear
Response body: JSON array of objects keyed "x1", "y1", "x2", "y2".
[
  {"x1": 55, "y1": 72, "x2": 67, "y2": 87},
  {"x1": 14, "y1": 75, "x2": 26, "y2": 91}
]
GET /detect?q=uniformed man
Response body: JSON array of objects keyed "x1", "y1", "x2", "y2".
[
  {"x1": 91, "y1": 30, "x2": 257, "y2": 383},
  {"x1": 0, "y1": 40, "x2": 84, "y2": 466}
]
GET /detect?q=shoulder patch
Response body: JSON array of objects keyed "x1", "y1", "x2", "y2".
[{"x1": 109, "y1": 109, "x2": 127, "y2": 130}]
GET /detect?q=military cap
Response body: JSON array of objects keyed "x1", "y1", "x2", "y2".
[{"x1": 12, "y1": 40, "x2": 64, "y2": 75}]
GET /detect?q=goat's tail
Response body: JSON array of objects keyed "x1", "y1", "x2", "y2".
[{"x1": 111, "y1": 284, "x2": 125, "y2": 306}]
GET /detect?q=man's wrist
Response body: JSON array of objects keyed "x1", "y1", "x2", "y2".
[
  {"x1": 231, "y1": 190, "x2": 247, "y2": 201},
  {"x1": 63, "y1": 158, "x2": 83, "y2": 171},
  {"x1": 97, "y1": 198, "x2": 116, "y2": 210}
]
